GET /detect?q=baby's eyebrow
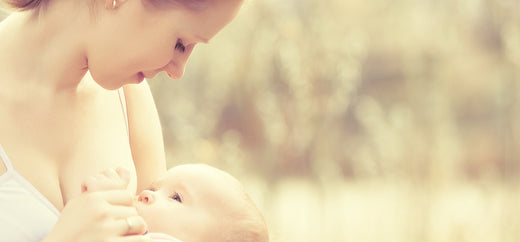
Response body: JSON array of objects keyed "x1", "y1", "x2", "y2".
[{"x1": 176, "y1": 181, "x2": 191, "y2": 201}]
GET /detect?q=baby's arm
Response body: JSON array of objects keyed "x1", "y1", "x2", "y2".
[{"x1": 81, "y1": 167, "x2": 131, "y2": 193}]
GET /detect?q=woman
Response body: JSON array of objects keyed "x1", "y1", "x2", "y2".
[{"x1": 0, "y1": 0, "x2": 243, "y2": 240}]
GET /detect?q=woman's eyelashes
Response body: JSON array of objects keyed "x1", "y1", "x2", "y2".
[
  {"x1": 175, "y1": 39, "x2": 186, "y2": 53},
  {"x1": 171, "y1": 193, "x2": 182, "y2": 203}
]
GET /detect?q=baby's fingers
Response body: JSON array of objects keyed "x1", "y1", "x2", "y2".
[
  {"x1": 116, "y1": 167, "x2": 131, "y2": 187},
  {"x1": 82, "y1": 175, "x2": 114, "y2": 193},
  {"x1": 102, "y1": 168, "x2": 120, "y2": 179},
  {"x1": 83, "y1": 167, "x2": 130, "y2": 193}
]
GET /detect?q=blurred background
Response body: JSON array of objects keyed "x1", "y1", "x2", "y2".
[
  {"x1": 3, "y1": 0, "x2": 520, "y2": 241},
  {"x1": 149, "y1": 0, "x2": 520, "y2": 241}
]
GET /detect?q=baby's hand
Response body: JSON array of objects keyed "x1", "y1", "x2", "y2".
[{"x1": 81, "y1": 167, "x2": 131, "y2": 193}]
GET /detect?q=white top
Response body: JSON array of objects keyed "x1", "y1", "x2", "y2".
[{"x1": 0, "y1": 144, "x2": 60, "y2": 241}]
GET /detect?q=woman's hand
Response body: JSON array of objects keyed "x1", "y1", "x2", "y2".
[
  {"x1": 43, "y1": 190, "x2": 149, "y2": 242},
  {"x1": 42, "y1": 168, "x2": 149, "y2": 242}
]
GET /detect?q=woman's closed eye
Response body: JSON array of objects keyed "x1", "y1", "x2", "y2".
[
  {"x1": 175, "y1": 39, "x2": 186, "y2": 53},
  {"x1": 171, "y1": 193, "x2": 182, "y2": 203}
]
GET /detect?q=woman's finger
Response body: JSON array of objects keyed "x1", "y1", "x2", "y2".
[
  {"x1": 94, "y1": 190, "x2": 135, "y2": 206},
  {"x1": 108, "y1": 206, "x2": 139, "y2": 219},
  {"x1": 102, "y1": 168, "x2": 120, "y2": 179},
  {"x1": 119, "y1": 216, "x2": 148, "y2": 235}
]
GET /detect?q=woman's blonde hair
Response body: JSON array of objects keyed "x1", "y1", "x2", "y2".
[
  {"x1": 2, "y1": 0, "x2": 41, "y2": 11},
  {"x1": 1, "y1": 0, "x2": 208, "y2": 11}
]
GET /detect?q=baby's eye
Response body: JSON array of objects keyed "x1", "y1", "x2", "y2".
[
  {"x1": 175, "y1": 39, "x2": 186, "y2": 53},
  {"x1": 171, "y1": 193, "x2": 182, "y2": 203}
]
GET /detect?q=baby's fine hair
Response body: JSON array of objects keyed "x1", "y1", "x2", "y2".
[
  {"x1": 197, "y1": 164, "x2": 269, "y2": 242},
  {"x1": 220, "y1": 193, "x2": 269, "y2": 242}
]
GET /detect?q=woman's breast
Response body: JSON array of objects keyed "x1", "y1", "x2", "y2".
[
  {"x1": 59, "y1": 137, "x2": 137, "y2": 206},
  {"x1": 3, "y1": 84, "x2": 136, "y2": 210},
  {"x1": 58, "y1": 89, "x2": 137, "y2": 206}
]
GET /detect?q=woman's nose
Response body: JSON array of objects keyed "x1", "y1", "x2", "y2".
[
  {"x1": 162, "y1": 61, "x2": 185, "y2": 80},
  {"x1": 137, "y1": 190, "x2": 155, "y2": 204},
  {"x1": 162, "y1": 44, "x2": 195, "y2": 79}
]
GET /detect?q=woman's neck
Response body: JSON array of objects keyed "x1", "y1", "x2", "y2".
[{"x1": 0, "y1": 3, "x2": 91, "y2": 98}]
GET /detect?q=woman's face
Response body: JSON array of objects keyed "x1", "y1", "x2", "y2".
[{"x1": 86, "y1": 0, "x2": 243, "y2": 90}]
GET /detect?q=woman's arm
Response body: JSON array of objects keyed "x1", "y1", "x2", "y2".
[{"x1": 123, "y1": 81, "x2": 167, "y2": 193}]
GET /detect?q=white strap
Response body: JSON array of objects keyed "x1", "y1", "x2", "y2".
[
  {"x1": 0, "y1": 144, "x2": 13, "y2": 171},
  {"x1": 118, "y1": 87, "x2": 129, "y2": 135}
]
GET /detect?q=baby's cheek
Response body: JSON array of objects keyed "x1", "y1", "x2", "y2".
[{"x1": 139, "y1": 208, "x2": 165, "y2": 231}]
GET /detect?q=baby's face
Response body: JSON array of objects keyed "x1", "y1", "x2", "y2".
[{"x1": 135, "y1": 164, "x2": 246, "y2": 241}]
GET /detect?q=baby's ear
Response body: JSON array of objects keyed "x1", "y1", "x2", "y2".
[{"x1": 115, "y1": 167, "x2": 131, "y2": 188}]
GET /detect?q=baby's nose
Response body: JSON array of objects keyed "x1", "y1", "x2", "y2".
[{"x1": 137, "y1": 190, "x2": 155, "y2": 204}]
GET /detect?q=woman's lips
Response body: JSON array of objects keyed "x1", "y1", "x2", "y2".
[
  {"x1": 141, "y1": 71, "x2": 161, "y2": 80},
  {"x1": 137, "y1": 72, "x2": 145, "y2": 83}
]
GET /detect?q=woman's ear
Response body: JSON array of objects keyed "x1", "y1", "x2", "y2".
[
  {"x1": 105, "y1": 0, "x2": 127, "y2": 10},
  {"x1": 105, "y1": 0, "x2": 116, "y2": 9}
]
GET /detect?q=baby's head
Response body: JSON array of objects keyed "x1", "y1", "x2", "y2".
[{"x1": 135, "y1": 164, "x2": 268, "y2": 242}]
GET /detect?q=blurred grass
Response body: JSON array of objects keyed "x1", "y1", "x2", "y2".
[{"x1": 149, "y1": 0, "x2": 520, "y2": 241}]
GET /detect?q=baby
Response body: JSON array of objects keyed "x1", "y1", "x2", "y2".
[{"x1": 82, "y1": 164, "x2": 269, "y2": 242}]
